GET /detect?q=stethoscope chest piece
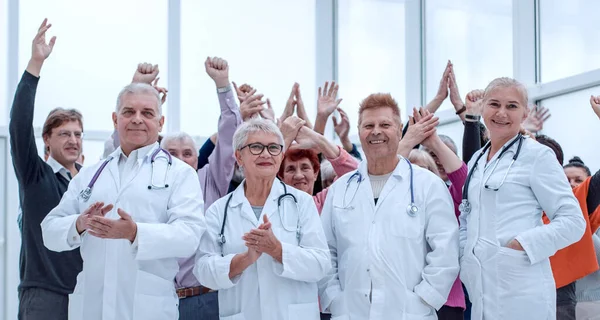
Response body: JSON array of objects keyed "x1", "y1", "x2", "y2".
[
  {"x1": 79, "y1": 187, "x2": 92, "y2": 202},
  {"x1": 406, "y1": 204, "x2": 418, "y2": 217},
  {"x1": 459, "y1": 200, "x2": 471, "y2": 214}
]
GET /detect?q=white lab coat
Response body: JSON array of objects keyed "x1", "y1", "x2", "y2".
[
  {"x1": 41, "y1": 143, "x2": 206, "y2": 320},
  {"x1": 459, "y1": 136, "x2": 585, "y2": 320},
  {"x1": 319, "y1": 158, "x2": 459, "y2": 320},
  {"x1": 193, "y1": 179, "x2": 331, "y2": 320}
]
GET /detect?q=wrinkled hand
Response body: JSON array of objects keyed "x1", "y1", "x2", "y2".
[
  {"x1": 590, "y1": 95, "x2": 600, "y2": 119},
  {"x1": 317, "y1": 81, "x2": 342, "y2": 117},
  {"x1": 88, "y1": 208, "x2": 137, "y2": 242},
  {"x1": 152, "y1": 77, "x2": 168, "y2": 105},
  {"x1": 433, "y1": 61, "x2": 451, "y2": 101},
  {"x1": 205, "y1": 56, "x2": 229, "y2": 87},
  {"x1": 31, "y1": 18, "x2": 56, "y2": 63},
  {"x1": 448, "y1": 62, "x2": 464, "y2": 109},
  {"x1": 333, "y1": 108, "x2": 350, "y2": 140},
  {"x1": 132, "y1": 62, "x2": 159, "y2": 84},
  {"x1": 239, "y1": 90, "x2": 266, "y2": 121},
  {"x1": 243, "y1": 215, "x2": 281, "y2": 258},
  {"x1": 76, "y1": 202, "x2": 114, "y2": 234},
  {"x1": 406, "y1": 108, "x2": 439, "y2": 149},
  {"x1": 280, "y1": 83, "x2": 299, "y2": 123},
  {"x1": 291, "y1": 126, "x2": 321, "y2": 151},
  {"x1": 260, "y1": 99, "x2": 276, "y2": 123},
  {"x1": 507, "y1": 239, "x2": 524, "y2": 251},
  {"x1": 522, "y1": 105, "x2": 551, "y2": 132},
  {"x1": 233, "y1": 82, "x2": 254, "y2": 104},
  {"x1": 280, "y1": 116, "x2": 305, "y2": 147},
  {"x1": 465, "y1": 89, "x2": 485, "y2": 116}
]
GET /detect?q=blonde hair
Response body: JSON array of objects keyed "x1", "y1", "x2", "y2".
[
  {"x1": 358, "y1": 93, "x2": 401, "y2": 125},
  {"x1": 483, "y1": 77, "x2": 528, "y2": 106},
  {"x1": 408, "y1": 149, "x2": 440, "y2": 177}
]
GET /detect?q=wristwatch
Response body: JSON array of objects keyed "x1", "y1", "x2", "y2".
[
  {"x1": 217, "y1": 84, "x2": 232, "y2": 93},
  {"x1": 465, "y1": 114, "x2": 481, "y2": 122},
  {"x1": 455, "y1": 105, "x2": 467, "y2": 115}
]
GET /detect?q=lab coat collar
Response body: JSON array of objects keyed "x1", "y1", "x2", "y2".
[
  {"x1": 356, "y1": 155, "x2": 408, "y2": 180},
  {"x1": 229, "y1": 178, "x2": 285, "y2": 225},
  {"x1": 479, "y1": 133, "x2": 522, "y2": 169},
  {"x1": 111, "y1": 142, "x2": 159, "y2": 164}
]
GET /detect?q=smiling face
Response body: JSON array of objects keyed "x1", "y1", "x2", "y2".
[
  {"x1": 236, "y1": 131, "x2": 283, "y2": 180},
  {"x1": 482, "y1": 85, "x2": 528, "y2": 143},
  {"x1": 43, "y1": 120, "x2": 83, "y2": 166},
  {"x1": 358, "y1": 106, "x2": 402, "y2": 161},
  {"x1": 113, "y1": 91, "x2": 164, "y2": 155},
  {"x1": 281, "y1": 158, "x2": 318, "y2": 194}
]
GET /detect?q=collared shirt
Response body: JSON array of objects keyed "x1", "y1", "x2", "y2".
[
  {"x1": 47, "y1": 156, "x2": 73, "y2": 181},
  {"x1": 117, "y1": 144, "x2": 156, "y2": 186}
]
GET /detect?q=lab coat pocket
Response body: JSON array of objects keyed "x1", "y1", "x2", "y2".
[
  {"x1": 68, "y1": 293, "x2": 84, "y2": 320},
  {"x1": 219, "y1": 312, "x2": 246, "y2": 320},
  {"x1": 288, "y1": 302, "x2": 320, "y2": 320},
  {"x1": 405, "y1": 291, "x2": 435, "y2": 318},
  {"x1": 390, "y1": 210, "x2": 421, "y2": 239}
]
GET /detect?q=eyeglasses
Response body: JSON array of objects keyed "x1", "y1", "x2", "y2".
[
  {"x1": 240, "y1": 143, "x2": 283, "y2": 156},
  {"x1": 56, "y1": 130, "x2": 84, "y2": 140}
]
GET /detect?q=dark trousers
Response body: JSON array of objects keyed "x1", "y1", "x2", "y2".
[
  {"x1": 437, "y1": 305, "x2": 464, "y2": 320},
  {"x1": 463, "y1": 284, "x2": 472, "y2": 320},
  {"x1": 557, "y1": 282, "x2": 577, "y2": 320},
  {"x1": 320, "y1": 312, "x2": 332, "y2": 320},
  {"x1": 18, "y1": 288, "x2": 68, "y2": 320},
  {"x1": 178, "y1": 291, "x2": 219, "y2": 320}
]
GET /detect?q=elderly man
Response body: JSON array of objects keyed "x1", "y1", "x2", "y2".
[
  {"x1": 318, "y1": 93, "x2": 459, "y2": 319},
  {"x1": 9, "y1": 19, "x2": 84, "y2": 320},
  {"x1": 41, "y1": 75, "x2": 206, "y2": 318},
  {"x1": 160, "y1": 56, "x2": 242, "y2": 320}
]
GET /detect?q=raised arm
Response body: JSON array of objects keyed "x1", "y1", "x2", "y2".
[
  {"x1": 425, "y1": 60, "x2": 451, "y2": 114},
  {"x1": 462, "y1": 89, "x2": 484, "y2": 163},
  {"x1": 10, "y1": 19, "x2": 56, "y2": 184},
  {"x1": 199, "y1": 57, "x2": 242, "y2": 207},
  {"x1": 313, "y1": 81, "x2": 342, "y2": 135},
  {"x1": 448, "y1": 62, "x2": 467, "y2": 122},
  {"x1": 294, "y1": 84, "x2": 313, "y2": 129},
  {"x1": 333, "y1": 107, "x2": 360, "y2": 159},
  {"x1": 397, "y1": 109, "x2": 438, "y2": 158}
]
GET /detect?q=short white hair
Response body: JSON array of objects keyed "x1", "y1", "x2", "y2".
[
  {"x1": 160, "y1": 132, "x2": 198, "y2": 157},
  {"x1": 115, "y1": 83, "x2": 162, "y2": 115},
  {"x1": 483, "y1": 77, "x2": 529, "y2": 106},
  {"x1": 320, "y1": 159, "x2": 335, "y2": 182},
  {"x1": 232, "y1": 118, "x2": 284, "y2": 151}
]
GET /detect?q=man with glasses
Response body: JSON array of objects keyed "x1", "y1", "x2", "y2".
[{"x1": 9, "y1": 19, "x2": 84, "y2": 319}]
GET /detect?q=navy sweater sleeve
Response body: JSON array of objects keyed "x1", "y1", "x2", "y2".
[
  {"x1": 197, "y1": 137, "x2": 216, "y2": 170},
  {"x1": 9, "y1": 71, "x2": 45, "y2": 185},
  {"x1": 462, "y1": 121, "x2": 481, "y2": 163},
  {"x1": 587, "y1": 170, "x2": 600, "y2": 215}
]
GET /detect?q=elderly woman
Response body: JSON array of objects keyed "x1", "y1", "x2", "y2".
[
  {"x1": 459, "y1": 77, "x2": 585, "y2": 319},
  {"x1": 194, "y1": 118, "x2": 331, "y2": 320}
]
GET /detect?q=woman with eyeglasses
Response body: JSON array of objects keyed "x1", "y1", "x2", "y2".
[
  {"x1": 193, "y1": 118, "x2": 330, "y2": 320},
  {"x1": 458, "y1": 77, "x2": 586, "y2": 319}
]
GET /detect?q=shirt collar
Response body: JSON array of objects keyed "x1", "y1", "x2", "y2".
[
  {"x1": 116, "y1": 142, "x2": 159, "y2": 163},
  {"x1": 47, "y1": 156, "x2": 72, "y2": 181}
]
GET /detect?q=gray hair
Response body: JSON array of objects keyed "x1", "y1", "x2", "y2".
[
  {"x1": 483, "y1": 77, "x2": 529, "y2": 106},
  {"x1": 115, "y1": 83, "x2": 162, "y2": 115},
  {"x1": 232, "y1": 118, "x2": 285, "y2": 151},
  {"x1": 160, "y1": 132, "x2": 198, "y2": 157},
  {"x1": 408, "y1": 149, "x2": 440, "y2": 177},
  {"x1": 438, "y1": 134, "x2": 457, "y2": 155},
  {"x1": 320, "y1": 159, "x2": 335, "y2": 182}
]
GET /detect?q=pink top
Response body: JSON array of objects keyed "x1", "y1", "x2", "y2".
[
  {"x1": 314, "y1": 147, "x2": 359, "y2": 214},
  {"x1": 444, "y1": 163, "x2": 468, "y2": 309}
]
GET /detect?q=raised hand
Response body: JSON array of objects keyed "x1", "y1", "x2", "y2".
[
  {"x1": 233, "y1": 82, "x2": 254, "y2": 104},
  {"x1": 317, "y1": 81, "x2": 342, "y2": 117},
  {"x1": 435, "y1": 61, "x2": 451, "y2": 101},
  {"x1": 522, "y1": 105, "x2": 551, "y2": 133},
  {"x1": 152, "y1": 77, "x2": 168, "y2": 105},
  {"x1": 27, "y1": 19, "x2": 57, "y2": 77},
  {"x1": 280, "y1": 83, "x2": 298, "y2": 124},
  {"x1": 280, "y1": 116, "x2": 305, "y2": 149},
  {"x1": 132, "y1": 62, "x2": 159, "y2": 84},
  {"x1": 465, "y1": 89, "x2": 485, "y2": 116},
  {"x1": 448, "y1": 62, "x2": 465, "y2": 111},
  {"x1": 260, "y1": 99, "x2": 276, "y2": 123},
  {"x1": 590, "y1": 95, "x2": 600, "y2": 119},
  {"x1": 295, "y1": 84, "x2": 313, "y2": 129},
  {"x1": 205, "y1": 56, "x2": 230, "y2": 88},
  {"x1": 240, "y1": 90, "x2": 266, "y2": 121},
  {"x1": 333, "y1": 107, "x2": 350, "y2": 140},
  {"x1": 407, "y1": 108, "x2": 439, "y2": 149},
  {"x1": 292, "y1": 126, "x2": 321, "y2": 151},
  {"x1": 76, "y1": 202, "x2": 114, "y2": 234}
]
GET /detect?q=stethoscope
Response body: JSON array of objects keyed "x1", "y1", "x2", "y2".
[
  {"x1": 79, "y1": 147, "x2": 172, "y2": 202},
  {"x1": 339, "y1": 157, "x2": 419, "y2": 217},
  {"x1": 459, "y1": 134, "x2": 524, "y2": 214},
  {"x1": 218, "y1": 180, "x2": 300, "y2": 257}
]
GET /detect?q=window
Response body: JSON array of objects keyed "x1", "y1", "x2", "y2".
[
  {"x1": 18, "y1": 0, "x2": 168, "y2": 131},
  {"x1": 337, "y1": 0, "x2": 406, "y2": 140},
  {"x1": 540, "y1": 0, "x2": 600, "y2": 82},
  {"x1": 425, "y1": 0, "x2": 512, "y2": 112},
  {"x1": 180, "y1": 0, "x2": 316, "y2": 137},
  {"x1": 539, "y1": 86, "x2": 600, "y2": 173}
]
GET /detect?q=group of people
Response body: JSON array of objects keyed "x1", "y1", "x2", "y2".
[{"x1": 9, "y1": 19, "x2": 600, "y2": 320}]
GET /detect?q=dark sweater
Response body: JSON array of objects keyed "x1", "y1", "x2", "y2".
[{"x1": 9, "y1": 71, "x2": 82, "y2": 295}]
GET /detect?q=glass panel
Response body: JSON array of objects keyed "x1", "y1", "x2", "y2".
[
  {"x1": 18, "y1": 0, "x2": 168, "y2": 131},
  {"x1": 425, "y1": 0, "x2": 512, "y2": 112},
  {"x1": 180, "y1": 0, "x2": 316, "y2": 136},
  {"x1": 540, "y1": 0, "x2": 600, "y2": 82},
  {"x1": 436, "y1": 121, "x2": 465, "y2": 158},
  {"x1": 0, "y1": 0, "x2": 7, "y2": 125},
  {"x1": 540, "y1": 86, "x2": 600, "y2": 173},
  {"x1": 338, "y1": 0, "x2": 406, "y2": 140}
]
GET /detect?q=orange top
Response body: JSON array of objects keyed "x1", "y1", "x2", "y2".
[{"x1": 543, "y1": 176, "x2": 600, "y2": 288}]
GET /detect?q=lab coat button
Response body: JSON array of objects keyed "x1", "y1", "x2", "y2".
[
  {"x1": 372, "y1": 221, "x2": 375, "y2": 224},
  {"x1": 367, "y1": 268, "x2": 370, "y2": 272}
]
